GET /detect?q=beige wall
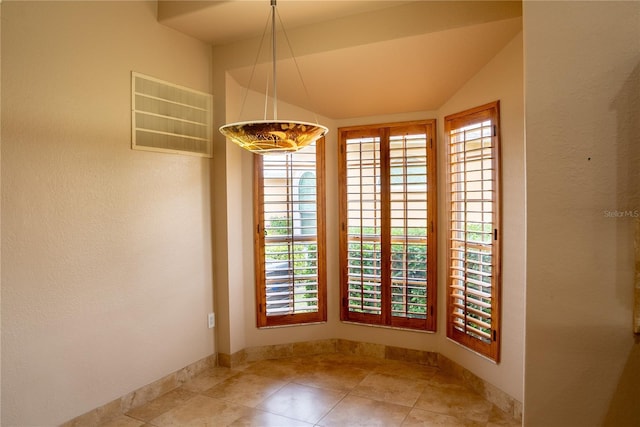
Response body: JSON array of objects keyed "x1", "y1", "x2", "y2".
[
  {"x1": 438, "y1": 31, "x2": 524, "y2": 402},
  {"x1": 214, "y1": 74, "x2": 339, "y2": 354},
  {"x1": 0, "y1": 4, "x2": 3, "y2": 423},
  {"x1": 1, "y1": 2, "x2": 214, "y2": 425},
  {"x1": 330, "y1": 30, "x2": 525, "y2": 402},
  {"x1": 213, "y1": 19, "x2": 524, "y2": 405},
  {"x1": 524, "y1": 2, "x2": 640, "y2": 426},
  {"x1": 9, "y1": 1, "x2": 638, "y2": 425}
]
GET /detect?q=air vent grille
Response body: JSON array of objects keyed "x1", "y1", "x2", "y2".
[{"x1": 132, "y1": 72, "x2": 212, "y2": 157}]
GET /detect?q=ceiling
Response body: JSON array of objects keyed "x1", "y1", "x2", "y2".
[{"x1": 158, "y1": 1, "x2": 522, "y2": 120}]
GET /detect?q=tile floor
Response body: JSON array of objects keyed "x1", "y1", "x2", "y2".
[{"x1": 100, "y1": 353, "x2": 520, "y2": 427}]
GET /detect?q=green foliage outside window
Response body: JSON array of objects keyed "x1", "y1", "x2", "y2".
[
  {"x1": 456, "y1": 221, "x2": 493, "y2": 341},
  {"x1": 348, "y1": 226, "x2": 428, "y2": 318},
  {"x1": 265, "y1": 216, "x2": 318, "y2": 312}
]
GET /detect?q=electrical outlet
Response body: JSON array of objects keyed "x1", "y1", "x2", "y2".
[{"x1": 208, "y1": 313, "x2": 215, "y2": 328}]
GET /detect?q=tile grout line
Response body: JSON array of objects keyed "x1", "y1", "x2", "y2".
[
  {"x1": 312, "y1": 363, "x2": 374, "y2": 427},
  {"x1": 67, "y1": 340, "x2": 521, "y2": 426},
  {"x1": 174, "y1": 359, "x2": 487, "y2": 426}
]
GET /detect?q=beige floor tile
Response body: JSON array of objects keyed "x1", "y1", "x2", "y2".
[
  {"x1": 149, "y1": 394, "x2": 250, "y2": 426},
  {"x1": 317, "y1": 394, "x2": 411, "y2": 427},
  {"x1": 427, "y1": 372, "x2": 468, "y2": 389},
  {"x1": 239, "y1": 357, "x2": 306, "y2": 381},
  {"x1": 293, "y1": 363, "x2": 369, "y2": 392},
  {"x1": 291, "y1": 355, "x2": 372, "y2": 392},
  {"x1": 228, "y1": 408, "x2": 315, "y2": 426},
  {"x1": 99, "y1": 415, "x2": 147, "y2": 427},
  {"x1": 373, "y1": 359, "x2": 439, "y2": 381},
  {"x1": 257, "y1": 382, "x2": 346, "y2": 424},
  {"x1": 181, "y1": 366, "x2": 239, "y2": 393},
  {"x1": 401, "y1": 408, "x2": 469, "y2": 426},
  {"x1": 415, "y1": 384, "x2": 493, "y2": 424},
  {"x1": 486, "y1": 405, "x2": 522, "y2": 427},
  {"x1": 310, "y1": 352, "x2": 384, "y2": 371},
  {"x1": 203, "y1": 372, "x2": 286, "y2": 407},
  {"x1": 351, "y1": 372, "x2": 428, "y2": 407},
  {"x1": 92, "y1": 352, "x2": 505, "y2": 427},
  {"x1": 125, "y1": 387, "x2": 196, "y2": 422}
]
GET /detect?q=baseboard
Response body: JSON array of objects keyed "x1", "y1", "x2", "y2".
[
  {"x1": 219, "y1": 339, "x2": 521, "y2": 423},
  {"x1": 218, "y1": 339, "x2": 339, "y2": 367},
  {"x1": 63, "y1": 338, "x2": 522, "y2": 425},
  {"x1": 60, "y1": 353, "x2": 217, "y2": 427},
  {"x1": 436, "y1": 354, "x2": 523, "y2": 422}
]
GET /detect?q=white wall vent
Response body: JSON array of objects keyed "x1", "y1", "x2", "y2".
[{"x1": 132, "y1": 72, "x2": 213, "y2": 157}]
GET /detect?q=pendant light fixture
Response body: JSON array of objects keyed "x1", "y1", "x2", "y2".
[
  {"x1": 219, "y1": 0, "x2": 328, "y2": 155},
  {"x1": 220, "y1": 120, "x2": 328, "y2": 154}
]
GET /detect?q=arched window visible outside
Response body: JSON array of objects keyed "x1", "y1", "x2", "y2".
[{"x1": 298, "y1": 172, "x2": 316, "y2": 235}]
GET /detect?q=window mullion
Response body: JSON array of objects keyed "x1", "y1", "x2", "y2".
[
  {"x1": 462, "y1": 128, "x2": 469, "y2": 337},
  {"x1": 254, "y1": 154, "x2": 266, "y2": 322},
  {"x1": 380, "y1": 127, "x2": 391, "y2": 325},
  {"x1": 402, "y1": 135, "x2": 409, "y2": 318},
  {"x1": 286, "y1": 155, "x2": 295, "y2": 313},
  {"x1": 358, "y1": 142, "x2": 365, "y2": 311}
]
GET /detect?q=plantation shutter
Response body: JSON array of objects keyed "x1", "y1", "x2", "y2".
[
  {"x1": 445, "y1": 101, "x2": 501, "y2": 361},
  {"x1": 388, "y1": 126, "x2": 434, "y2": 328},
  {"x1": 343, "y1": 130, "x2": 384, "y2": 320},
  {"x1": 339, "y1": 121, "x2": 436, "y2": 331},
  {"x1": 254, "y1": 139, "x2": 327, "y2": 327}
]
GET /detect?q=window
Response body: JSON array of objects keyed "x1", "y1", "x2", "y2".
[
  {"x1": 339, "y1": 121, "x2": 437, "y2": 331},
  {"x1": 445, "y1": 101, "x2": 501, "y2": 361},
  {"x1": 298, "y1": 172, "x2": 317, "y2": 235},
  {"x1": 254, "y1": 139, "x2": 327, "y2": 327}
]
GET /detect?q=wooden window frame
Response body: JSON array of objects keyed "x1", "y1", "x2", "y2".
[
  {"x1": 254, "y1": 138, "x2": 327, "y2": 327},
  {"x1": 338, "y1": 120, "x2": 437, "y2": 332},
  {"x1": 445, "y1": 101, "x2": 501, "y2": 361}
]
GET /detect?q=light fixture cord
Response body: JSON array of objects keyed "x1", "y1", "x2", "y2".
[
  {"x1": 263, "y1": 68, "x2": 270, "y2": 121},
  {"x1": 236, "y1": 0, "x2": 321, "y2": 125},
  {"x1": 238, "y1": 11, "x2": 271, "y2": 122},
  {"x1": 271, "y1": 0, "x2": 278, "y2": 120},
  {"x1": 276, "y1": 8, "x2": 322, "y2": 125}
]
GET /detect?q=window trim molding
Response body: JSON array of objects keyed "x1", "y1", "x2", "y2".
[
  {"x1": 253, "y1": 138, "x2": 327, "y2": 328},
  {"x1": 444, "y1": 101, "x2": 502, "y2": 362},
  {"x1": 338, "y1": 120, "x2": 437, "y2": 332}
]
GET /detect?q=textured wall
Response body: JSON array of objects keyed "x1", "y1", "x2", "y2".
[
  {"x1": 438, "y1": 31, "x2": 525, "y2": 402},
  {"x1": 1, "y1": 2, "x2": 214, "y2": 425},
  {"x1": 524, "y1": 2, "x2": 640, "y2": 425},
  {"x1": 633, "y1": 219, "x2": 640, "y2": 334},
  {"x1": 213, "y1": 20, "x2": 525, "y2": 406}
]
